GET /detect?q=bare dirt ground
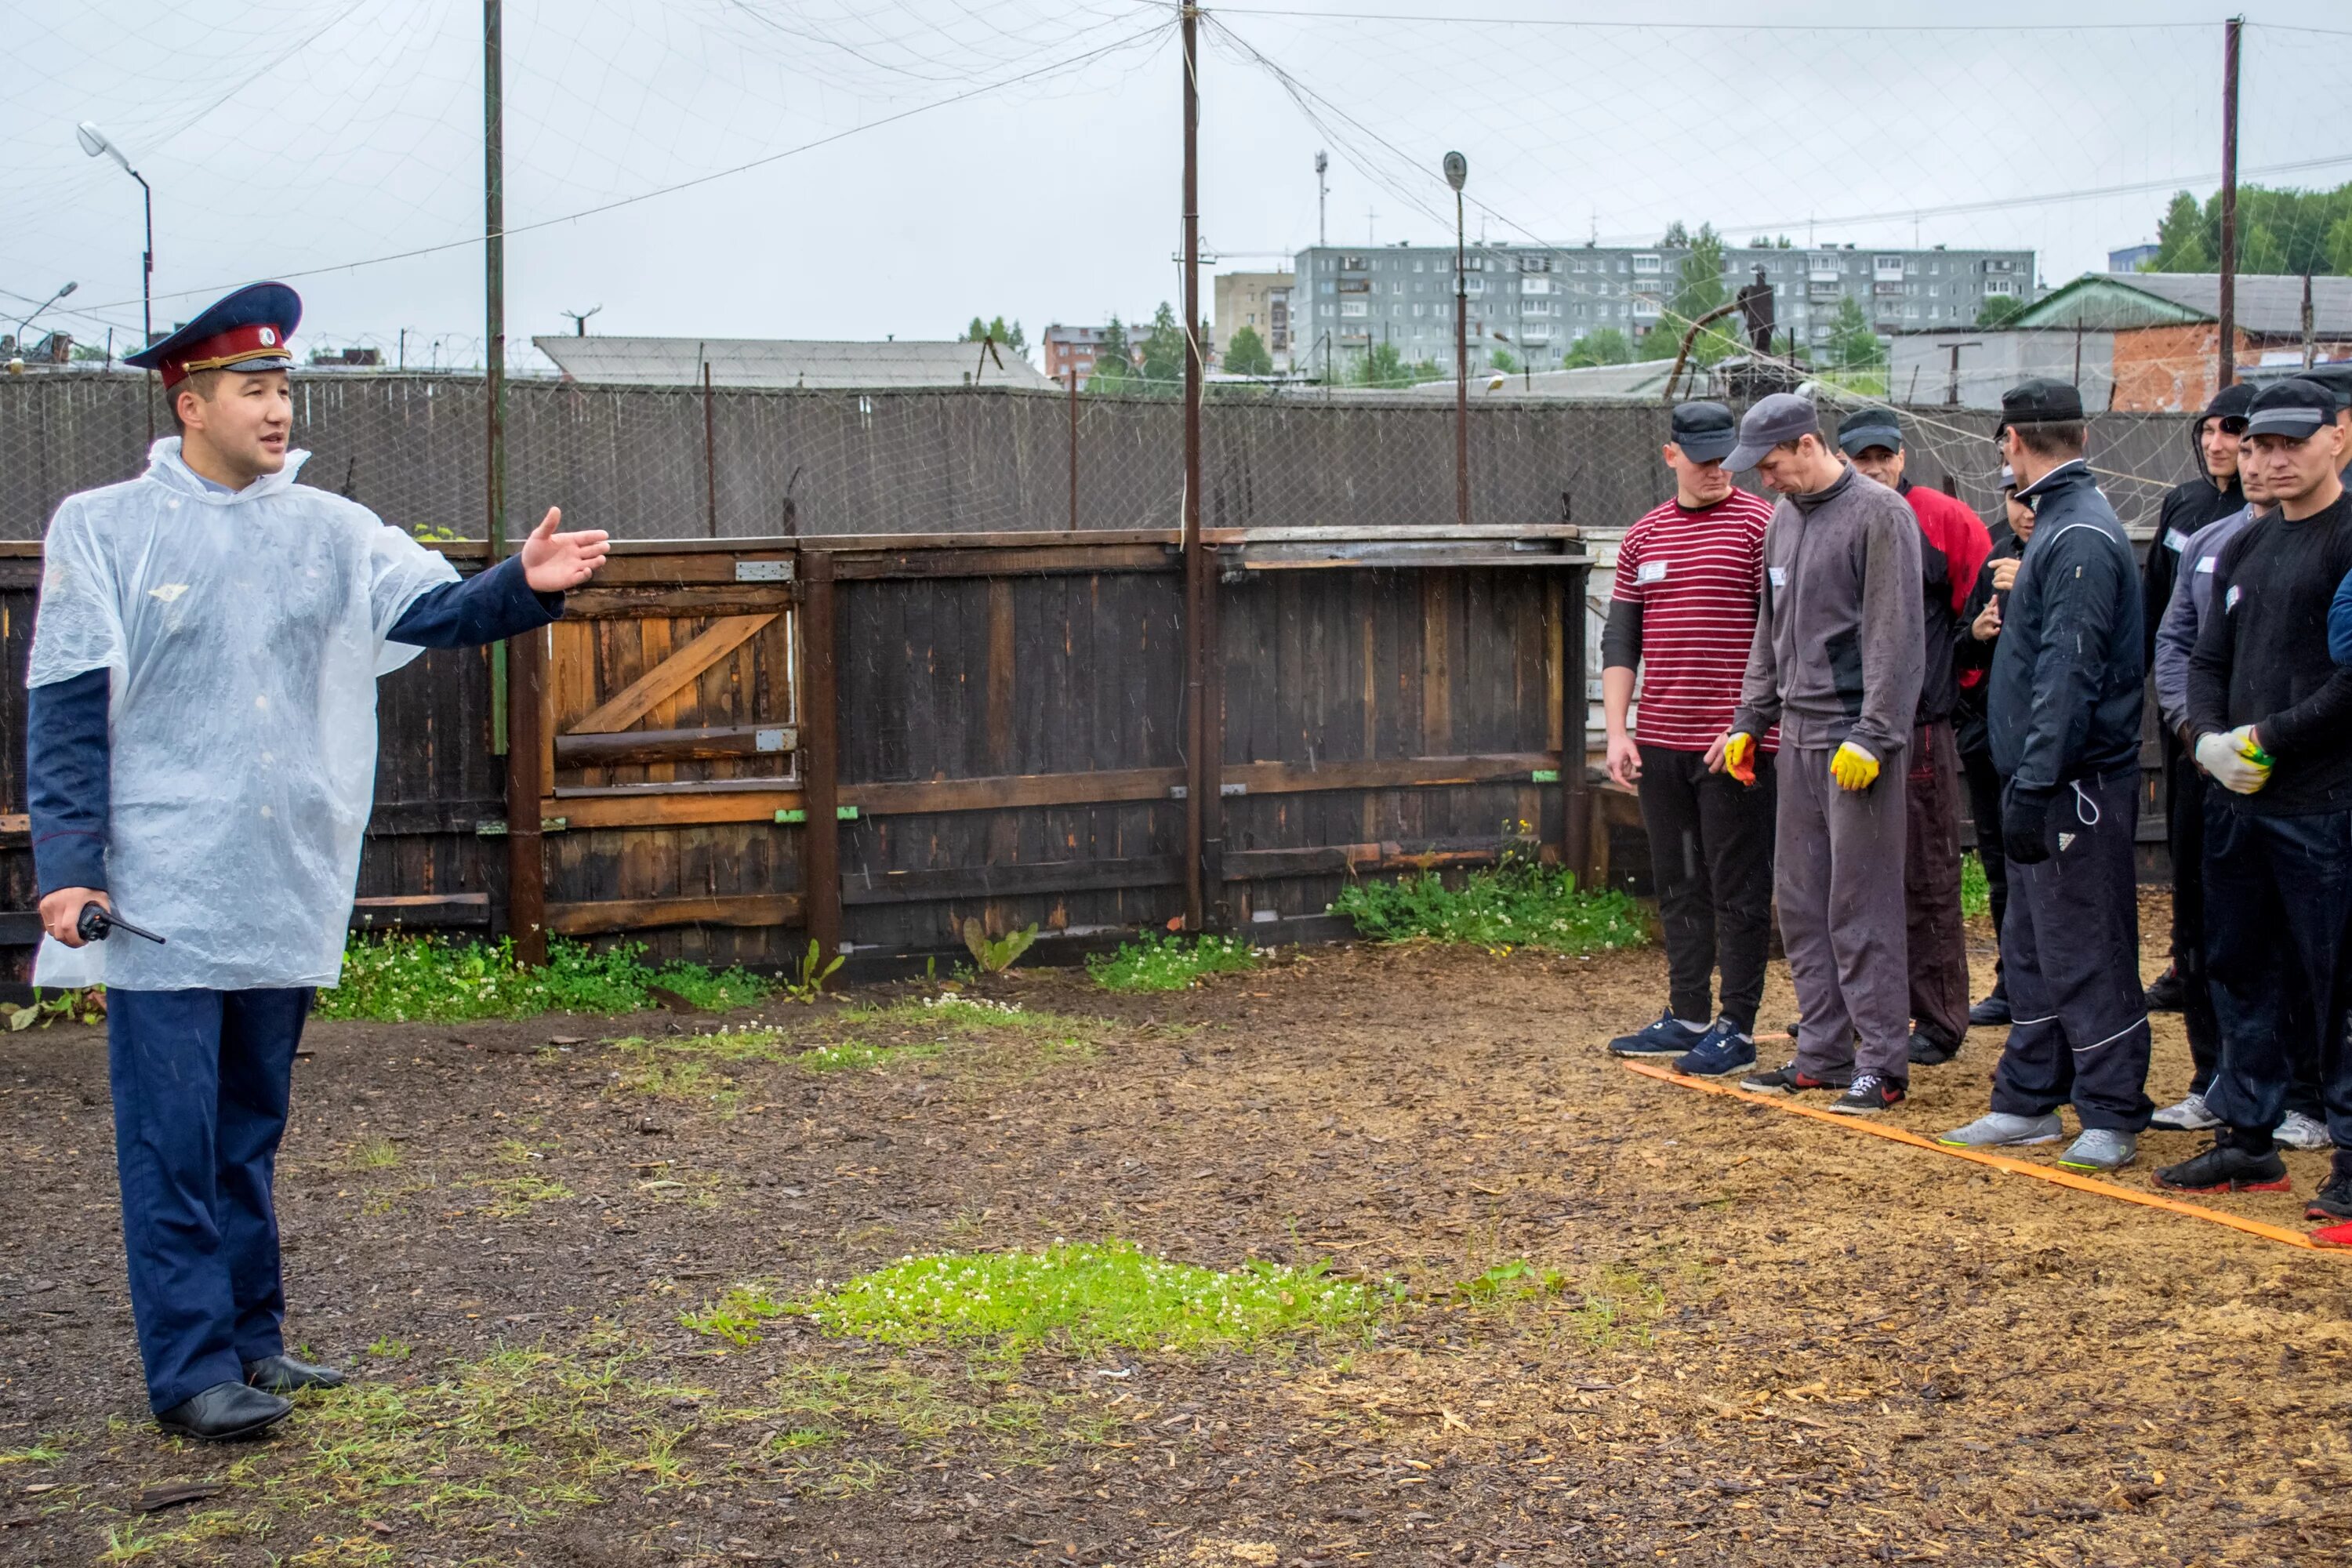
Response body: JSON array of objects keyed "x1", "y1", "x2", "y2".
[{"x1": 5, "y1": 895, "x2": 2351, "y2": 1566}]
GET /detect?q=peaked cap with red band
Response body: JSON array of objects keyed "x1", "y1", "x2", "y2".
[{"x1": 125, "y1": 281, "x2": 301, "y2": 390}]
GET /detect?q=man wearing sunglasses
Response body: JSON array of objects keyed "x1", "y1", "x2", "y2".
[{"x1": 2142, "y1": 385, "x2": 2252, "y2": 1017}]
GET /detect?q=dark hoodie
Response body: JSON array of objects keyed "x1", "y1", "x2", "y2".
[{"x1": 2143, "y1": 383, "x2": 2251, "y2": 669}]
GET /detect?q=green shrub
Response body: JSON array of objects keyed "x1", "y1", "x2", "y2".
[
  {"x1": 1086, "y1": 931, "x2": 1260, "y2": 993},
  {"x1": 316, "y1": 934, "x2": 768, "y2": 1022},
  {"x1": 1962, "y1": 851, "x2": 1991, "y2": 920},
  {"x1": 1330, "y1": 856, "x2": 1646, "y2": 955}
]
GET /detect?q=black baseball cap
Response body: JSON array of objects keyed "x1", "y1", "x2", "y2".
[
  {"x1": 2201, "y1": 382, "x2": 2255, "y2": 425},
  {"x1": 1668, "y1": 401, "x2": 1737, "y2": 463},
  {"x1": 2244, "y1": 377, "x2": 2335, "y2": 441},
  {"x1": 1723, "y1": 393, "x2": 1822, "y2": 470},
  {"x1": 1835, "y1": 406, "x2": 1903, "y2": 457},
  {"x1": 1998, "y1": 378, "x2": 2085, "y2": 428}
]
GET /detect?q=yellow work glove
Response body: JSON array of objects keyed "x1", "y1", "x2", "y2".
[
  {"x1": 1722, "y1": 731, "x2": 1757, "y2": 786},
  {"x1": 1830, "y1": 741, "x2": 1880, "y2": 792}
]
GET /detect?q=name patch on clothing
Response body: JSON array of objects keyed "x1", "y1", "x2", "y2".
[
  {"x1": 2196, "y1": 556, "x2": 2216, "y2": 575},
  {"x1": 1768, "y1": 567, "x2": 1788, "y2": 588},
  {"x1": 2226, "y1": 584, "x2": 2242, "y2": 612},
  {"x1": 2164, "y1": 528, "x2": 2190, "y2": 553},
  {"x1": 1637, "y1": 560, "x2": 1669, "y2": 585}
]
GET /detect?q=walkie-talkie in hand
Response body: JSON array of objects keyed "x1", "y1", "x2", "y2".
[{"x1": 77, "y1": 902, "x2": 166, "y2": 946}]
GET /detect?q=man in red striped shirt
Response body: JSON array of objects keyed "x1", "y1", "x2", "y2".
[{"x1": 1602, "y1": 401, "x2": 1780, "y2": 1078}]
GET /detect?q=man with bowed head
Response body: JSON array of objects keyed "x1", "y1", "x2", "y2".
[
  {"x1": 1710, "y1": 393, "x2": 1924, "y2": 1116},
  {"x1": 26, "y1": 282, "x2": 612, "y2": 1441}
]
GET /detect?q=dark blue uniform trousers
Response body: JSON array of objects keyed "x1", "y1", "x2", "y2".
[
  {"x1": 2201, "y1": 798, "x2": 2352, "y2": 1145},
  {"x1": 1989, "y1": 767, "x2": 2154, "y2": 1132},
  {"x1": 108, "y1": 987, "x2": 314, "y2": 1413}
]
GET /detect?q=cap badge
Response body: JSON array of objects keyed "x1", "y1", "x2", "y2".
[{"x1": 259, "y1": 328, "x2": 277, "y2": 346}]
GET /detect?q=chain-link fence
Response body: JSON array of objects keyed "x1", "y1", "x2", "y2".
[{"x1": 0, "y1": 367, "x2": 2201, "y2": 546}]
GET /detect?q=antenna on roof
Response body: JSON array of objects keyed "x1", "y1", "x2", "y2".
[{"x1": 560, "y1": 304, "x2": 602, "y2": 336}]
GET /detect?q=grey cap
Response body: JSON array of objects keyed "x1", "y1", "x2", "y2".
[
  {"x1": 1668, "y1": 400, "x2": 1737, "y2": 463},
  {"x1": 1835, "y1": 405, "x2": 1903, "y2": 457},
  {"x1": 1724, "y1": 393, "x2": 1821, "y2": 471}
]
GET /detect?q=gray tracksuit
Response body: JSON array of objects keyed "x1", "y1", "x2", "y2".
[{"x1": 1731, "y1": 466, "x2": 1925, "y2": 1083}]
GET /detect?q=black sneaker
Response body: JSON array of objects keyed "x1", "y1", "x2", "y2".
[
  {"x1": 2154, "y1": 1138, "x2": 2291, "y2": 1194},
  {"x1": 1740, "y1": 1062, "x2": 1846, "y2": 1094},
  {"x1": 2143, "y1": 964, "x2": 2186, "y2": 1013},
  {"x1": 1968, "y1": 991, "x2": 2012, "y2": 1027},
  {"x1": 1907, "y1": 1029, "x2": 1960, "y2": 1067},
  {"x1": 2308, "y1": 1163, "x2": 2352, "y2": 1222},
  {"x1": 1607, "y1": 1009, "x2": 1707, "y2": 1058},
  {"x1": 1827, "y1": 1072, "x2": 1906, "y2": 1116}
]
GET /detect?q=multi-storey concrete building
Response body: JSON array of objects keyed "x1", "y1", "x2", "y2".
[
  {"x1": 1290, "y1": 241, "x2": 2038, "y2": 374},
  {"x1": 1211, "y1": 271, "x2": 1294, "y2": 369},
  {"x1": 1041, "y1": 323, "x2": 1113, "y2": 385}
]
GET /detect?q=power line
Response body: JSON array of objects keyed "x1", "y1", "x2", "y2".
[
  {"x1": 71, "y1": 16, "x2": 1173, "y2": 317},
  {"x1": 1211, "y1": 5, "x2": 2203, "y2": 34}
]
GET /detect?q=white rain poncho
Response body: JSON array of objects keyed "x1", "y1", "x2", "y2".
[{"x1": 27, "y1": 439, "x2": 459, "y2": 991}]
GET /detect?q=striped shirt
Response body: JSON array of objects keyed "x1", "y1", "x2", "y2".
[{"x1": 1612, "y1": 489, "x2": 1777, "y2": 752}]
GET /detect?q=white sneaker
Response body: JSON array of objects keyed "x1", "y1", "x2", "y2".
[
  {"x1": 2276, "y1": 1110, "x2": 2335, "y2": 1151},
  {"x1": 2149, "y1": 1091, "x2": 2220, "y2": 1133},
  {"x1": 1936, "y1": 1111, "x2": 2064, "y2": 1148}
]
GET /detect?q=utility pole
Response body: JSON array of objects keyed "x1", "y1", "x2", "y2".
[
  {"x1": 1446, "y1": 151, "x2": 1468, "y2": 528},
  {"x1": 1181, "y1": 2, "x2": 1210, "y2": 931},
  {"x1": 1315, "y1": 150, "x2": 1328, "y2": 247},
  {"x1": 2217, "y1": 15, "x2": 2241, "y2": 390}
]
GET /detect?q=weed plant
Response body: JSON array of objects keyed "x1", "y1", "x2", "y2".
[
  {"x1": 317, "y1": 934, "x2": 768, "y2": 1023},
  {"x1": 1087, "y1": 932, "x2": 1261, "y2": 993},
  {"x1": 1331, "y1": 856, "x2": 1646, "y2": 956},
  {"x1": 1962, "y1": 851, "x2": 1991, "y2": 920}
]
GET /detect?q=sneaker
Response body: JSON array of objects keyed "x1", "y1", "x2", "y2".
[
  {"x1": 2149, "y1": 1091, "x2": 2220, "y2": 1133},
  {"x1": 1936, "y1": 1111, "x2": 2065, "y2": 1148},
  {"x1": 2056, "y1": 1128, "x2": 2136, "y2": 1173},
  {"x1": 2276, "y1": 1110, "x2": 2335, "y2": 1152},
  {"x1": 1607, "y1": 1009, "x2": 1707, "y2": 1058},
  {"x1": 1968, "y1": 991, "x2": 2013, "y2": 1028},
  {"x1": 2307, "y1": 1167, "x2": 2352, "y2": 1223},
  {"x1": 1827, "y1": 1073, "x2": 1905, "y2": 1115},
  {"x1": 2143, "y1": 964, "x2": 2186, "y2": 1013},
  {"x1": 1907, "y1": 1029, "x2": 1960, "y2": 1067},
  {"x1": 2153, "y1": 1138, "x2": 2291, "y2": 1194},
  {"x1": 2313, "y1": 1221, "x2": 2352, "y2": 1249},
  {"x1": 1671, "y1": 1019, "x2": 1757, "y2": 1078},
  {"x1": 1740, "y1": 1062, "x2": 1846, "y2": 1094}
]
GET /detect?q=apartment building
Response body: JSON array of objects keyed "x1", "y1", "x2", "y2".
[{"x1": 1211, "y1": 271, "x2": 1294, "y2": 368}]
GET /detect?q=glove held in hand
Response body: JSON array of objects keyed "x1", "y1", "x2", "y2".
[
  {"x1": 2003, "y1": 785, "x2": 2055, "y2": 866},
  {"x1": 1830, "y1": 741, "x2": 1880, "y2": 792}
]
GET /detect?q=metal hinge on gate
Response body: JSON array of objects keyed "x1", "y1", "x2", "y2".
[
  {"x1": 775, "y1": 806, "x2": 859, "y2": 824},
  {"x1": 734, "y1": 559, "x2": 795, "y2": 583}
]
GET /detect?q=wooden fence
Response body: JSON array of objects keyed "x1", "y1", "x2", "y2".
[{"x1": 0, "y1": 527, "x2": 1595, "y2": 977}]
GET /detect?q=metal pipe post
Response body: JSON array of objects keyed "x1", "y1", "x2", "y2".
[
  {"x1": 2217, "y1": 16, "x2": 2241, "y2": 390},
  {"x1": 139, "y1": 175, "x2": 154, "y2": 443},
  {"x1": 1068, "y1": 368, "x2": 1080, "y2": 531},
  {"x1": 1455, "y1": 190, "x2": 1469, "y2": 528},
  {"x1": 1180, "y1": 2, "x2": 1210, "y2": 930},
  {"x1": 702, "y1": 358, "x2": 718, "y2": 537}
]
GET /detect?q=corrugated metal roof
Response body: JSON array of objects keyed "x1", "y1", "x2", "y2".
[
  {"x1": 532, "y1": 336, "x2": 1054, "y2": 390},
  {"x1": 2018, "y1": 272, "x2": 2352, "y2": 336}
]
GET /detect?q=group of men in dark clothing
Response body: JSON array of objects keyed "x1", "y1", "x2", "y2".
[{"x1": 1604, "y1": 371, "x2": 2352, "y2": 1238}]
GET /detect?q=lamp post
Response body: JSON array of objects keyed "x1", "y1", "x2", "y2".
[
  {"x1": 77, "y1": 121, "x2": 154, "y2": 440},
  {"x1": 14, "y1": 281, "x2": 78, "y2": 345},
  {"x1": 1444, "y1": 151, "x2": 1468, "y2": 528}
]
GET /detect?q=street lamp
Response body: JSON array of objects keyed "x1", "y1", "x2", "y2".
[
  {"x1": 1443, "y1": 151, "x2": 1468, "y2": 528},
  {"x1": 77, "y1": 120, "x2": 155, "y2": 437},
  {"x1": 15, "y1": 281, "x2": 78, "y2": 346}
]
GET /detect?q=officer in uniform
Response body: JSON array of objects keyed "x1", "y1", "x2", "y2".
[
  {"x1": 1937, "y1": 379, "x2": 2153, "y2": 1173},
  {"x1": 27, "y1": 282, "x2": 611, "y2": 1439}
]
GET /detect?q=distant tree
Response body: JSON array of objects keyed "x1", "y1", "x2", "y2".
[
  {"x1": 1976, "y1": 294, "x2": 2027, "y2": 328},
  {"x1": 1823, "y1": 296, "x2": 1886, "y2": 370},
  {"x1": 1137, "y1": 302, "x2": 1189, "y2": 390},
  {"x1": 1406, "y1": 356, "x2": 1446, "y2": 381},
  {"x1": 1351, "y1": 341, "x2": 1418, "y2": 388},
  {"x1": 2331, "y1": 214, "x2": 2352, "y2": 276},
  {"x1": 1087, "y1": 315, "x2": 1137, "y2": 391},
  {"x1": 1564, "y1": 328, "x2": 1633, "y2": 367},
  {"x1": 1222, "y1": 324, "x2": 1274, "y2": 376},
  {"x1": 1748, "y1": 235, "x2": 1772, "y2": 250},
  {"x1": 1659, "y1": 220, "x2": 1690, "y2": 248},
  {"x1": 2152, "y1": 191, "x2": 2213, "y2": 271},
  {"x1": 1664, "y1": 223, "x2": 1740, "y2": 366},
  {"x1": 1488, "y1": 346, "x2": 1519, "y2": 374},
  {"x1": 961, "y1": 314, "x2": 1028, "y2": 354}
]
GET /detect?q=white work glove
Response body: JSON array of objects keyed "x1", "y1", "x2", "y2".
[{"x1": 2194, "y1": 727, "x2": 2271, "y2": 795}]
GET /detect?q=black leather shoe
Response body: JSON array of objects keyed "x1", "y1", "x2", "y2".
[
  {"x1": 1907, "y1": 1029, "x2": 1960, "y2": 1066},
  {"x1": 1968, "y1": 992, "x2": 2012, "y2": 1027},
  {"x1": 157, "y1": 1381, "x2": 292, "y2": 1442},
  {"x1": 244, "y1": 1355, "x2": 347, "y2": 1393},
  {"x1": 2143, "y1": 964, "x2": 2186, "y2": 1013}
]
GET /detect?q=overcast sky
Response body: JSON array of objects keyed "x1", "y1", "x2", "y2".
[{"x1": 11, "y1": 2, "x2": 2351, "y2": 372}]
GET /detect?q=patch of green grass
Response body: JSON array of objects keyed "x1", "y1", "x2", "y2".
[
  {"x1": 1962, "y1": 851, "x2": 1991, "y2": 920},
  {"x1": 316, "y1": 935, "x2": 768, "y2": 1024},
  {"x1": 0, "y1": 1439, "x2": 64, "y2": 1464},
  {"x1": 680, "y1": 1283, "x2": 789, "y2": 1346},
  {"x1": 1086, "y1": 931, "x2": 1261, "y2": 993},
  {"x1": 1563, "y1": 1262, "x2": 1668, "y2": 1348},
  {"x1": 609, "y1": 1051, "x2": 742, "y2": 1114},
  {"x1": 795, "y1": 1037, "x2": 945, "y2": 1074},
  {"x1": 367, "y1": 1338, "x2": 413, "y2": 1361},
  {"x1": 347, "y1": 1137, "x2": 401, "y2": 1171},
  {"x1": 840, "y1": 993, "x2": 1089, "y2": 1036},
  {"x1": 1454, "y1": 1258, "x2": 1570, "y2": 1304},
  {"x1": 793, "y1": 1240, "x2": 1380, "y2": 1356},
  {"x1": 1330, "y1": 855, "x2": 1646, "y2": 956},
  {"x1": 471, "y1": 1173, "x2": 575, "y2": 1218}
]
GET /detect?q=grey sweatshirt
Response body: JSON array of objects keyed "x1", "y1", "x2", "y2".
[{"x1": 1729, "y1": 465, "x2": 1925, "y2": 755}]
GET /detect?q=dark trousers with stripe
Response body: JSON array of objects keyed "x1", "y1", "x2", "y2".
[
  {"x1": 1960, "y1": 742, "x2": 2009, "y2": 996},
  {"x1": 109, "y1": 988, "x2": 314, "y2": 1412},
  {"x1": 1989, "y1": 767, "x2": 2153, "y2": 1131},
  {"x1": 1635, "y1": 744, "x2": 1777, "y2": 1034},
  {"x1": 2201, "y1": 798, "x2": 2352, "y2": 1145}
]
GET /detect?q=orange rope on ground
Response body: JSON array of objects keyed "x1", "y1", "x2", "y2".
[{"x1": 1621, "y1": 1060, "x2": 2332, "y2": 1253}]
